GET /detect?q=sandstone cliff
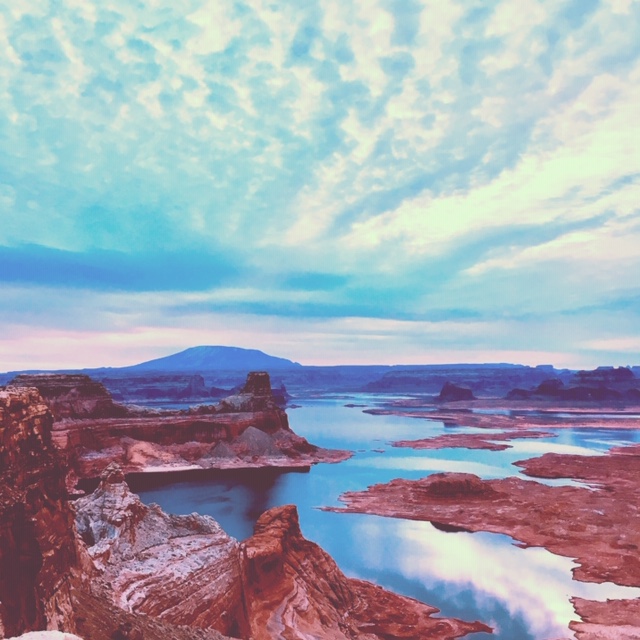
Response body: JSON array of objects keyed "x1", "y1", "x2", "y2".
[
  {"x1": 0, "y1": 387, "x2": 81, "y2": 637},
  {"x1": 0, "y1": 387, "x2": 232, "y2": 640},
  {"x1": 45, "y1": 371, "x2": 349, "y2": 482},
  {"x1": 74, "y1": 465, "x2": 490, "y2": 640},
  {"x1": 8, "y1": 375, "x2": 129, "y2": 421}
]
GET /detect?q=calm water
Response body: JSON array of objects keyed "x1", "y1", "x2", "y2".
[{"x1": 135, "y1": 395, "x2": 640, "y2": 640}]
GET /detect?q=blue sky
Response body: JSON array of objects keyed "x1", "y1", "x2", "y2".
[{"x1": 1, "y1": 0, "x2": 639, "y2": 369}]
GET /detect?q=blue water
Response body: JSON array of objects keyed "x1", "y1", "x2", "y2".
[{"x1": 135, "y1": 395, "x2": 640, "y2": 640}]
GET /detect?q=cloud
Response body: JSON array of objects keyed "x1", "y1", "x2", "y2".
[
  {"x1": 1, "y1": 0, "x2": 639, "y2": 368},
  {"x1": 0, "y1": 244, "x2": 242, "y2": 291}
]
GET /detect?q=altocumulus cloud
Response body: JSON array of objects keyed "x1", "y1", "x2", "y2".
[{"x1": 0, "y1": 0, "x2": 639, "y2": 368}]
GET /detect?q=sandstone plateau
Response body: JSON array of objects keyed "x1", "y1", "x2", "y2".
[
  {"x1": 0, "y1": 385, "x2": 490, "y2": 640},
  {"x1": 11, "y1": 371, "x2": 350, "y2": 484}
]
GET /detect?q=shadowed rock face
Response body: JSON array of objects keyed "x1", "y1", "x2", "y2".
[
  {"x1": 505, "y1": 367, "x2": 640, "y2": 403},
  {"x1": 0, "y1": 387, "x2": 82, "y2": 637},
  {"x1": 437, "y1": 382, "x2": 475, "y2": 402}
]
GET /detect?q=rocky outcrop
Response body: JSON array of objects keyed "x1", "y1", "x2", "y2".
[
  {"x1": 178, "y1": 375, "x2": 210, "y2": 400},
  {"x1": 331, "y1": 460, "x2": 640, "y2": 587},
  {"x1": 74, "y1": 467, "x2": 489, "y2": 640},
  {"x1": 0, "y1": 387, "x2": 82, "y2": 637},
  {"x1": 74, "y1": 464, "x2": 247, "y2": 638},
  {"x1": 8, "y1": 375, "x2": 129, "y2": 421},
  {"x1": 570, "y1": 597, "x2": 640, "y2": 640},
  {"x1": 330, "y1": 443, "x2": 640, "y2": 637},
  {"x1": 437, "y1": 382, "x2": 475, "y2": 402},
  {"x1": 50, "y1": 372, "x2": 350, "y2": 482},
  {"x1": 0, "y1": 386, "x2": 233, "y2": 640},
  {"x1": 216, "y1": 372, "x2": 281, "y2": 413},
  {"x1": 241, "y1": 505, "x2": 490, "y2": 639},
  {"x1": 504, "y1": 368, "x2": 640, "y2": 404},
  {"x1": 392, "y1": 429, "x2": 555, "y2": 451}
]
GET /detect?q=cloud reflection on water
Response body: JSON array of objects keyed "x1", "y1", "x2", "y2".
[
  {"x1": 351, "y1": 516, "x2": 640, "y2": 640},
  {"x1": 349, "y1": 455, "x2": 506, "y2": 477}
]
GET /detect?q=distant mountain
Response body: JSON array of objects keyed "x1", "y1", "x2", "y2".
[{"x1": 122, "y1": 346, "x2": 302, "y2": 372}]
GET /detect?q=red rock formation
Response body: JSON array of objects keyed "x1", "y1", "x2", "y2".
[
  {"x1": 74, "y1": 467, "x2": 490, "y2": 640},
  {"x1": 1, "y1": 384, "x2": 490, "y2": 640},
  {"x1": 0, "y1": 386, "x2": 236, "y2": 640},
  {"x1": 331, "y1": 465, "x2": 640, "y2": 587},
  {"x1": 74, "y1": 463, "x2": 248, "y2": 638},
  {"x1": 330, "y1": 443, "x2": 640, "y2": 639},
  {"x1": 0, "y1": 387, "x2": 81, "y2": 637},
  {"x1": 392, "y1": 429, "x2": 554, "y2": 451},
  {"x1": 569, "y1": 597, "x2": 640, "y2": 640},
  {"x1": 240, "y1": 504, "x2": 490, "y2": 640},
  {"x1": 9, "y1": 375, "x2": 129, "y2": 421},
  {"x1": 437, "y1": 381, "x2": 475, "y2": 402},
  {"x1": 45, "y1": 372, "x2": 350, "y2": 482}
]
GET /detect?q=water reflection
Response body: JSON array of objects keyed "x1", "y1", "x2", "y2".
[{"x1": 344, "y1": 516, "x2": 640, "y2": 640}]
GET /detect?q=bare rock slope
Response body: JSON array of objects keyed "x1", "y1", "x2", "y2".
[{"x1": 75, "y1": 464, "x2": 490, "y2": 640}]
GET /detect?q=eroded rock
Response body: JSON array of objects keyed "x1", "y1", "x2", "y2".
[
  {"x1": 43, "y1": 372, "x2": 350, "y2": 481},
  {"x1": 0, "y1": 387, "x2": 82, "y2": 637}
]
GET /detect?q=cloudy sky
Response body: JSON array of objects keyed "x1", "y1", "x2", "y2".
[{"x1": 1, "y1": 0, "x2": 639, "y2": 370}]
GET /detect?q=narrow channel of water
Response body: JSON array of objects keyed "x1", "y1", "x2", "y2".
[{"x1": 135, "y1": 395, "x2": 640, "y2": 640}]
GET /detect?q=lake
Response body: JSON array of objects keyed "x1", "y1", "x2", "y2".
[{"x1": 135, "y1": 395, "x2": 640, "y2": 640}]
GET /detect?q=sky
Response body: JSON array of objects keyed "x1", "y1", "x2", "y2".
[{"x1": 1, "y1": 0, "x2": 639, "y2": 370}]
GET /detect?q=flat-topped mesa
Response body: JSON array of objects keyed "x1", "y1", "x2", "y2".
[
  {"x1": 43, "y1": 371, "x2": 348, "y2": 481},
  {"x1": 0, "y1": 387, "x2": 81, "y2": 637},
  {"x1": 9, "y1": 374, "x2": 129, "y2": 420}
]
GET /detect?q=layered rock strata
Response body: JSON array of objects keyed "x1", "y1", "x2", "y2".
[
  {"x1": 570, "y1": 597, "x2": 640, "y2": 640},
  {"x1": 23, "y1": 372, "x2": 350, "y2": 481},
  {"x1": 8, "y1": 375, "x2": 129, "y2": 421},
  {"x1": 1, "y1": 385, "x2": 487, "y2": 640},
  {"x1": 0, "y1": 387, "x2": 82, "y2": 637},
  {"x1": 74, "y1": 465, "x2": 490, "y2": 640},
  {"x1": 0, "y1": 387, "x2": 232, "y2": 640},
  {"x1": 240, "y1": 504, "x2": 490, "y2": 639},
  {"x1": 74, "y1": 463, "x2": 247, "y2": 637}
]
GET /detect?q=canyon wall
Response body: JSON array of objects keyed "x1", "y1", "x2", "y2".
[
  {"x1": 0, "y1": 387, "x2": 81, "y2": 637},
  {"x1": 13, "y1": 371, "x2": 349, "y2": 482},
  {"x1": 1, "y1": 380, "x2": 488, "y2": 640}
]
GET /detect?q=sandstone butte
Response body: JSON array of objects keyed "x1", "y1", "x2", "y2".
[
  {"x1": 329, "y1": 445, "x2": 640, "y2": 640},
  {"x1": 0, "y1": 385, "x2": 491, "y2": 640},
  {"x1": 9, "y1": 371, "x2": 351, "y2": 486}
]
